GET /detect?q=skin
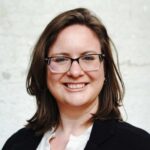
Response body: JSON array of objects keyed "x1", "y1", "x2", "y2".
[{"x1": 46, "y1": 24, "x2": 105, "y2": 149}]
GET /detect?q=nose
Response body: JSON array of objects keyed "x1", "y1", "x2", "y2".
[{"x1": 67, "y1": 61, "x2": 84, "y2": 77}]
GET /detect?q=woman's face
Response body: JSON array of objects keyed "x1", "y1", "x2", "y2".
[{"x1": 47, "y1": 24, "x2": 105, "y2": 110}]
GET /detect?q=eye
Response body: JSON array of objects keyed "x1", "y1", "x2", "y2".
[
  {"x1": 81, "y1": 55, "x2": 95, "y2": 61},
  {"x1": 52, "y1": 56, "x2": 69, "y2": 63}
]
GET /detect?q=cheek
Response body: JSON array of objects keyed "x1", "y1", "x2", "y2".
[
  {"x1": 46, "y1": 71, "x2": 65, "y2": 94},
  {"x1": 89, "y1": 65, "x2": 105, "y2": 82},
  {"x1": 47, "y1": 71, "x2": 59, "y2": 90},
  {"x1": 88, "y1": 66, "x2": 105, "y2": 93},
  {"x1": 95, "y1": 72, "x2": 105, "y2": 88},
  {"x1": 98, "y1": 68, "x2": 105, "y2": 82}
]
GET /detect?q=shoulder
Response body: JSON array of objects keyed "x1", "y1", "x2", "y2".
[
  {"x1": 90, "y1": 119, "x2": 150, "y2": 150},
  {"x1": 2, "y1": 128, "x2": 43, "y2": 150},
  {"x1": 94, "y1": 119, "x2": 150, "y2": 138},
  {"x1": 115, "y1": 121, "x2": 150, "y2": 149},
  {"x1": 116, "y1": 121, "x2": 150, "y2": 138},
  {"x1": 3, "y1": 128, "x2": 36, "y2": 144}
]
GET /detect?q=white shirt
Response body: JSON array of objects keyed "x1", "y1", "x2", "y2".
[{"x1": 37, "y1": 125, "x2": 93, "y2": 150}]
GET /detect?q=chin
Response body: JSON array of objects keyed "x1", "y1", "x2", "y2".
[{"x1": 65, "y1": 96, "x2": 95, "y2": 107}]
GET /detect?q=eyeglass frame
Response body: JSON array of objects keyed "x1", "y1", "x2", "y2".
[{"x1": 45, "y1": 53, "x2": 105, "y2": 73}]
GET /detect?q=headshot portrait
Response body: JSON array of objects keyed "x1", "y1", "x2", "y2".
[{"x1": 1, "y1": 0, "x2": 150, "y2": 150}]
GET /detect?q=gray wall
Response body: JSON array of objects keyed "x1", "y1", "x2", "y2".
[{"x1": 0, "y1": 0, "x2": 150, "y2": 148}]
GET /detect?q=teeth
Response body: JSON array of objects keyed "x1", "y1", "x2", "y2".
[{"x1": 66, "y1": 83, "x2": 85, "y2": 89}]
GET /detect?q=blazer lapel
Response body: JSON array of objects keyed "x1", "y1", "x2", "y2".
[{"x1": 84, "y1": 119, "x2": 116, "y2": 150}]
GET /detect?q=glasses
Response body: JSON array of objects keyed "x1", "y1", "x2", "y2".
[{"x1": 45, "y1": 54, "x2": 105, "y2": 73}]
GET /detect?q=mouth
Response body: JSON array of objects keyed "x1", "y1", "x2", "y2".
[{"x1": 63, "y1": 83, "x2": 88, "y2": 90}]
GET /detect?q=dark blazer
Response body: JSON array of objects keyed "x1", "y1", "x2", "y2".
[{"x1": 2, "y1": 119, "x2": 150, "y2": 150}]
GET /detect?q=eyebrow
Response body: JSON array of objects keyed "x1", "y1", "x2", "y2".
[
  {"x1": 49, "y1": 50, "x2": 101, "y2": 57},
  {"x1": 81, "y1": 51, "x2": 100, "y2": 55}
]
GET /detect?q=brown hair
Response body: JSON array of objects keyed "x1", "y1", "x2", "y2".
[{"x1": 26, "y1": 8, "x2": 125, "y2": 134}]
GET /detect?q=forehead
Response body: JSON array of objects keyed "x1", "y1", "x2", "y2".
[{"x1": 48, "y1": 24, "x2": 101, "y2": 56}]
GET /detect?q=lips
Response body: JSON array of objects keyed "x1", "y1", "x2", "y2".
[{"x1": 64, "y1": 83, "x2": 88, "y2": 90}]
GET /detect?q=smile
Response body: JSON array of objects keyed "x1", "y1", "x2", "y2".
[{"x1": 64, "y1": 83, "x2": 88, "y2": 90}]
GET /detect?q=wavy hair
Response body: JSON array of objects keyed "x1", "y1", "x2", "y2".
[{"x1": 26, "y1": 8, "x2": 125, "y2": 134}]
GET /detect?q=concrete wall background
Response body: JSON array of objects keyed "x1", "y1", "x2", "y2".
[{"x1": 0, "y1": 0, "x2": 150, "y2": 148}]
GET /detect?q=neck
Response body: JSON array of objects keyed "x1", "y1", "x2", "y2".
[{"x1": 56, "y1": 99, "x2": 98, "y2": 136}]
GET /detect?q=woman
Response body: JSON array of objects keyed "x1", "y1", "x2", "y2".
[{"x1": 2, "y1": 8, "x2": 150, "y2": 150}]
